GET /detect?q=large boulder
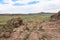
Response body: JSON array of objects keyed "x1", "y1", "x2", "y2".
[
  {"x1": 50, "y1": 11, "x2": 60, "y2": 21},
  {"x1": 6, "y1": 17, "x2": 23, "y2": 29}
]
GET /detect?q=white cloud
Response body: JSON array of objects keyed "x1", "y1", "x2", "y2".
[{"x1": 0, "y1": 0, "x2": 60, "y2": 14}]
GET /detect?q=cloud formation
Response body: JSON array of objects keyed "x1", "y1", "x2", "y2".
[
  {"x1": 0, "y1": 0, "x2": 60, "y2": 14},
  {"x1": 0, "y1": 0, "x2": 8, "y2": 4}
]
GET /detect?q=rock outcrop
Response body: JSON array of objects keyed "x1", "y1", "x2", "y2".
[
  {"x1": 50, "y1": 11, "x2": 60, "y2": 21},
  {"x1": 0, "y1": 16, "x2": 60, "y2": 40}
]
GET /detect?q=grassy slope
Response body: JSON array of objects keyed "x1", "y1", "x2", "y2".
[
  {"x1": 0, "y1": 14, "x2": 53, "y2": 24},
  {"x1": 0, "y1": 13, "x2": 53, "y2": 33}
]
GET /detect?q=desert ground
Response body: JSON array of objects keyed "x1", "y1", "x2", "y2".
[{"x1": 0, "y1": 13, "x2": 60, "y2": 40}]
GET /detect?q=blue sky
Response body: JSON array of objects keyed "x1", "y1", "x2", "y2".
[{"x1": 0, "y1": 0, "x2": 60, "y2": 14}]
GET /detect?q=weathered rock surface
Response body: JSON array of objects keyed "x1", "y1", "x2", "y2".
[{"x1": 0, "y1": 16, "x2": 60, "y2": 40}]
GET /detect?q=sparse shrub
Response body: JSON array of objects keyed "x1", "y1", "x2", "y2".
[
  {"x1": 28, "y1": 19, "x2": 33, "y2": 23},
  {"x1": 25, "y1": 26, "x2": 30, "y2": 31},
  {"x1": 40, "y1": 35, "x2": 47, "y2": 40},
  {"x1": 24, "y1": 33, "x2": 30, "y2": 40},
  {"x1": 33, "y1": 26, "x2": 37, "y2": 30},
  {"x1": 38, "y1": 26, "x2": 45, "y2": 32}
]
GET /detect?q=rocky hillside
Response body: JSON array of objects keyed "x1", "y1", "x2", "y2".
[{"x1": 0, "y1": 14, "x2": 60, "y2": 40}]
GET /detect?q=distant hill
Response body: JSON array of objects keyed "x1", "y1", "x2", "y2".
[{"x1": 0, "y1": 12, "x2": 57, "y2": 16}]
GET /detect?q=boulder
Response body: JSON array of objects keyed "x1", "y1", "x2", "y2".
[
  {"x1": 6, "y1": 17, "x2": 23, "y2": 28},
  {"x1": 50, "y1": 11, "x2": 60, "y2": 21}
]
